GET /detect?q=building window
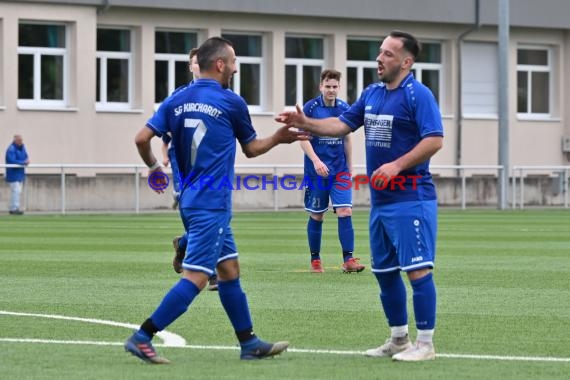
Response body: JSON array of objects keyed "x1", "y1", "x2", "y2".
[
  {"x1": 346, "y1": 39, "x2": 378, "y2": 104},
  {"x1": 517, "y1": 47, "x2": 551, "y2": 116},
  {"x1": 96, "y1": 28, "x2": 132, "y2": 110},
  {"x1": 462, "y1": 42, "x2": 498, "y2": 117},
  {"x1": 18, "y1": 23, "x2": 67, "y2": 107},
  {"x1": 285, "y1": 36, "x2": 324, "y2": 106},
  {"x1": 155, "y1": 30, "x2": 197, "y2": 104},
  {"x1": 222, "y1": 33, "x2": 264, "y2": 112},
  {"x1": 412, "y1": 42, "x2": 442, "y2": 104}
]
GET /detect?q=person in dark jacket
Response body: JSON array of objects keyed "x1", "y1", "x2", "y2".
[{"x1": 5, "y1": 135, "x2": 29, "y2": 215}]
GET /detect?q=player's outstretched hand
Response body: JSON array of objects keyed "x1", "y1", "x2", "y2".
[
  {"x1": 275, "y1": 104, "x2": 307, "y2": 129},
  {"x1": 274, "y1": 125, "x2": 311, "y2": 144}
]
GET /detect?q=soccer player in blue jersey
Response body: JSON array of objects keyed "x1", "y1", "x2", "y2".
[
  {"x1": 125, "y1": 37, "x2": 306, "y2": 363},
  {"x1": 300, "y1": 69, "x2": 364, "y2": 274},
  {"x1": 161, "y1": 133, "x2": 181, "y2": 208},
  {"x1": 278, "y1": 30, "x2": 443, "y2": 361},
  {"x1": 160, "y1": 48, "x2": 220, "y2": 290}
]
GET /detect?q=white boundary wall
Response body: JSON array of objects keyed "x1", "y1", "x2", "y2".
[{"x1": 1, "y1": 164, "x2": 569, "y2": 213}]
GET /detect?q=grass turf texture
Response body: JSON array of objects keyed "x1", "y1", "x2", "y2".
[{"x1": 0, "y1": 209, "x2": 569, "y2": 379}]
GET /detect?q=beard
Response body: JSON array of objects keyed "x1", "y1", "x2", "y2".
[
  {"x1": 221, "y1": 68, "x2": 234, "y2": 89},
  {"x1": 378, "y1": 64, "x2": 401, "y2": 84}
]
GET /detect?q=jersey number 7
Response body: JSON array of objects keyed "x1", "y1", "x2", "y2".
[{"x1": 184, "y1": 118, "x2": 208, "y2": 166}]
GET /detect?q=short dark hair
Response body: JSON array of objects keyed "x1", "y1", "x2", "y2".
[
  {"x1": 188, "y1": 47, "x2": 199, "y2": 61},
  {"x1": 320, "y1": 69, "x2": 341, "y2": 82},
  {"x1": 197, "y1": 37, "x2": 233, "y2": 71},
  {"x1": 389, "y1": 30, "x2": 421, "y2": 61}
]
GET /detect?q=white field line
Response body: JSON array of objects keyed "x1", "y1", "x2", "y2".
[
  {"x1": 0, "y1": 310, "x2": 186, "y2": 347},
  {"x1": 2, "y1": 310, "x2": 570, "y2": 363},
  {"x1": 1, "y1": 338, "x2": 570, "y2": 363}
]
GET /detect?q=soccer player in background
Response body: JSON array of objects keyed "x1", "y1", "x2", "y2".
[
  {"x1": 125, "y1": 37, "x2": 306, "y2": 363},
  {"x1": 300, "y1": 69, "x2": 364, "y2": 274},
  {"x1": 277, "y1": 30, "x2": 443, "y2": 361}
]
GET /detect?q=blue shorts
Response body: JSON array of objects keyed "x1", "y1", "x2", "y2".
[
  {"x1": 304, "y1": 175, "x2": 352, "y2": 213},
  {"x1": 369, "y1": 200, "x2": 437, "y2": 273},
  {"x1": 179, "y1": 208, "x2": 238, "y2": 276}
]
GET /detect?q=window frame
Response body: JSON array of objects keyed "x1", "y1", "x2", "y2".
[
  {"x1": 154, "y1": 29, "x2": 198, "y2": 108},
  {"x1": 154, "y1": 52, "x2": 190, "y2": 106},
  {"x1": 17, "y1": 22, "x2": 69, "y2": 110},
  {"x1": 516, "y1": 45, "x2": 552, "y2": 119},
  {"x1": 346, "y1": 38, "x2": 379, "y2": 104},
  {"x1": 232, "y1": 55, "x2": 264, "y2": 113},
  {"x1": 284, "y1": 35, "x2": 325, "y2": 106},
  {"x1": 346, "y1": 61, "x2": 377, "y2": 103},
  {"x1": 412, "y1": 41, "x2": 443, "y2": 106},
  {"x1": 222, "y1": 32, "x2": 265, "y2": 113},
  {"x1": 96, "y1": 26, "x2": 133, "y2": 112}
]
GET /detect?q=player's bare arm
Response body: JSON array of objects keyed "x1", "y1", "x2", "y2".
[
  {"x1": 276, "y1": 104, "x2": 352, "y2": 137},
  {"x1": 300, "y1": 140, "x2": 329, "y2": 177},
  {"x1": 241, "y1": 125, "x2": 309, "y2": 158},
  {"x1": 371, "y1": 136, "x2": 443, "y2": 187},
  {"x1": 134, "y1": 125, "x2": 165, "y2": 193}
]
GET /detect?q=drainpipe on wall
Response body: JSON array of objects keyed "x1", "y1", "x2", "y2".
[
  {"x1": 456, "y1": 0, "x2": 481, "y2": 172},
  {"x1": 98, "y1": 0, "x2": 111, "y2": 15}
]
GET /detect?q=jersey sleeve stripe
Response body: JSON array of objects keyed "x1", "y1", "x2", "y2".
[{"x1": 145, "y1": 122, "x2": 163, "y2": 137}]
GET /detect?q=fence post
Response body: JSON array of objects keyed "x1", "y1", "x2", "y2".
[
  {"x1": 520, "y1": 169, "x2": 525, "y2": 210},
  {"x1": 23, "y1": 179, "x2": 28, "y2": 212},
  {"x1": 511, "y1": 167, "x2": 516, "y2": 209},
  {"x1": 562, "y1": 169, "x2": 568, "y2": 208},
  {"x1": 60, "y1": 166, "x2": 66, "y2": 214},
  {"x1": 461, "y1": 168, "x2": 466, "y2": 210},
  {"x1": 135, "y1": 166, "x2": 140, "y2": 214}
]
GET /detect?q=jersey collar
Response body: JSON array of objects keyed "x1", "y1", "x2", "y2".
[
  {"x1": 398, "y1": 72, "x2": 415, "y2": 88},
  {"x1": 193, "y1": 78, "x2": 222, "y2": 88}
]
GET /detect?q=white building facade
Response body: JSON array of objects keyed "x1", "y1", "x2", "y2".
[{"x1": 1, "y1": 0, "x2": 569, "y2": 174}]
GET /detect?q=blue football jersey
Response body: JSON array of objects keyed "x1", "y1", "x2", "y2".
[
  {"x1": 161, "y1": 133, "x2": 175, "y2": 155},
  {"x1": 147, "y1": 78, "x2": 257, "y2": 210},
  {"x1": 339, "y1": 73, "x2": 443, "y2": 205},
  {"x1": 303, "y1": 96, "x2": 350, "y2": 177}
]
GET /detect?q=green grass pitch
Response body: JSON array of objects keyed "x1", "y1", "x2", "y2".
[{"x1": 0, "y1": 209, "x2": 569, "y2": 379}]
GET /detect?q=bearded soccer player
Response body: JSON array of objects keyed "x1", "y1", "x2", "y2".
[
  {"x1": 277, "y1": 30, "x2": 443, "y2": 361},
  {"x1": 125, "y1": 37, "x2": 306, "y2": 363},
  {"x1": 160, "y1": 48, "x2": 219, "y2": 291}
]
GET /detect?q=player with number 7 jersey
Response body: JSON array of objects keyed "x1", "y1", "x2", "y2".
[{"x1": 126, "y1": 37, "x2": 307, "y2": 364}]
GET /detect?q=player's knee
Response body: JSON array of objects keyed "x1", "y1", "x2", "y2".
[
  {"x1": 336, "y1": 207, "x2": 352, "y2": 217},
  {"x1": 406, "y1": 268, "x2": 432, "y2": 281},
  {"x1": 310, "y1": 213, "x2": 324, "y2": 222},
  {"x1": 216, "y1": 258, "x2": 240, "y2": 281},
  {"x1": 182, "y1": 270, "x2": 210, "y2": 290}
]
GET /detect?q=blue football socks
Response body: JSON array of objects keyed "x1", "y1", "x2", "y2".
[
  {"x1": 411, "y1": 272, "x2": 437, "y2": 330},
  {"x1": 338, "y1": 216, "x2": 354, "y2": 262},
  {"x1": 374, "y1": 271, "x2": 408, "y2": 327},
  {"x1": 218, "y1": 278, "x2": 254, "y2": 339},
  {"x1": 143, "y1": 278, "x2": 200, "y2": 335},
  {"x1": 307, "y1": 217, "x2": 323, "y2": 261}
]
